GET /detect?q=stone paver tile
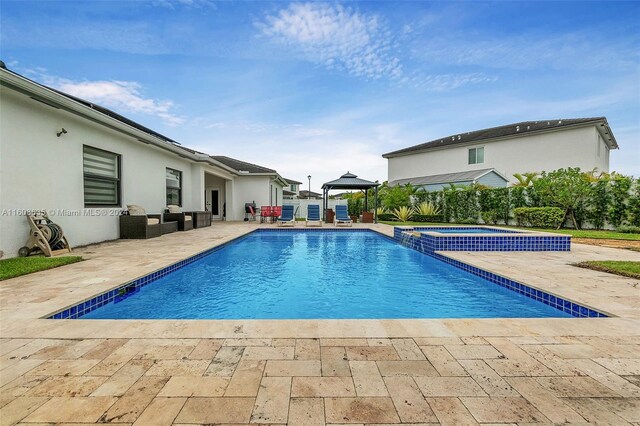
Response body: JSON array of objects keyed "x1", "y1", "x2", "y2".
[
  {"x1": 459, "y1": 360, "x2": 518, "y2": 397},
  {"x1": 520, "y1": 344, "x2": 586, "y2": 376},
  {"x1": 572, "y1": 358, "x2": 640, "y2": 397},
  {"x1": 414, "y1": 337, "x2": 464, "y2": 346},
  {"x1": 506, "y1": 377, "x2": 586, "y2": 423},
  {"x1": 376, "y1": 360, "x2": 439, "y2": 377},
  {"x1": 223, "y1": 338, "x2": 272, "y2": 347},
  {"x1": 264, "y1": 360, "x2": 321, "y2": 377},
  {"x1": 0, "y1": 360, "x2": 45, "y2": 388},
  {"x1": 157, "y1": 376, "x2": 230, "y2": 397},
  {"x1": 535, "y1": 376, "x2": 621, "y2": 397},
  {"x1": 288, "y1": 397, "x2": 324, "y2": 426},
  {"x1": 135, "y1": 345, "x2": 195, "y2": 360},
  {"x1": 325, "y1": 397, "x2": 400, "y2": 424},
  {"x1": 460, "y1": 397, "x2": 548, "y2": 423},
  {"x1": 250, "y1": 376, "x2": 291, "y2": 423},
  {"x1": 485, "y1": 358, "x2": 555, "y2": 377},
  {"x1": 542, "y1": 343, "x2": 602, "y2": 359},
  {"x1": 460, "y1": 337, "x2": 487, "y2": 345},
  {"x1": 594, "y1": 397, "x2": 640, "y2": 423},
  {"x1": 205, "y1": 346, "x2": 244, "y2": 376},
  {"x1": 426, "y1": 397, "x2": 478, "y2": 425},
  {"x1": 0, "y1": 376, "x2": 47, "y2": 408},
  {"x1": 272, "y1": 338, "x2": 296, "y2": 347},
  {"x1": 445, "y1": 344, "x2": 502, "y2": 360},
  {"x1": 242, "y1": 346, "x2": 294, "y2": 360},
  {"x1": 350, "y1": 361, "x2": 388, "y2": 396},
  {"x1": 30, "y1": 339, "x2": 104, "y2": 360},
  {"x1": 85, "y1": 345, "x2": 140, "y2": 377},
  {"x1": 346, "y1": 346, "x2": 400, "y2": 361},
  {"x1": 295, "y1": 339, "x2": 320, "y2": 360},
  {"x1": 131, "y1": 397, "x2": 186, "y2": 426},
  {"x1": 391, "y1": 339, "x2": 426, "y2": 360},
  {"x1": 80, "y1": 339, "x2": 129, "y2": 360},
  {"x1": 384, "y1": 376, "x2": 437, "y2": 423},
  {"x1": 224, "y1": 360, "x2": 266, "y2": 397},
  {"x1": 0, "y1": 397, "x2": 49, "y2": 426},
  {"x1": 144, "y1": 359, "x2": 210, "y2": 377},
  {"x1": 564, "y1": 397, "x2": 632, "y2": 425},
  {"x1": 420, "y1": 346, "x2": 467, "y2": 376},
  {"x1": 593, "y1": 358, "x2": 640, "y2": 376},
  {"x1": 24, "y1": 376, "x2": 106, "y2": 397},
  {"x1": 187, "y1": 338, "x2": 223, "y2": 359},
  {"x1": 368, "y1": 338, "x2": 392, "y2": 346},
  {"x1": 174, "y1": 397, "x2": 255, "y2": 424},
  {"x1": 0, "y1": 339, "x2": 31, "y2": 357},
  {"x1": 321, "y1": 346, "x2": 351, "y2": 377},
  {"x1": 625, "y1": 375, "x2": 640, "y2": 386},
  {"x1": 321, "y1": 338, "x2": 369, "y2": 346},
  {"x1": 26, "y1": 359, "x2": 100, "y2": 376},
  {"x1": 90, "y1": 359, "x2": 154, "y2": 397},
  {"x1": 579, "y1": 337, "x2": 640, "y2": 358},
  {"x1": 414, "y1": 377, "x2": 486, "y2": 397},
  {"x1": 24, "y1": 396, "x2": 117, "y2": 423},
  {"x1": 291, "y1": 376, "x2": 356, "y2": 397},
  {"x1": 101, "y1": 376, "x2": 168, "y2": 423}
]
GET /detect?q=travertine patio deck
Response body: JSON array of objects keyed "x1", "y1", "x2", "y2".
[{"x1": 1, "y1": 222, "x2": 639, "y2": 425}]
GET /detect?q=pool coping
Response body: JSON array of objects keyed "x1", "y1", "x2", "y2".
[{"x1": 44, "y1": 227, "x2": 609, "y2": 321}]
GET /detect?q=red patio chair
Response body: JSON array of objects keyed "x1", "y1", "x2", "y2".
[
  {"x1": 271, "y1": 206, "x2": 282, "y2": 221},
  {"x1": 260, "y1": 206, "x2": 272, "y2": 223}
]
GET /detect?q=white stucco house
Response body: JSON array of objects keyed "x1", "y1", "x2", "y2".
[
  {"x1": 383, "y1": 118, "x2": 619, "y2": 188},
  {"x1": 0, "y1": 63, "x2": 286, "y2": 258}
]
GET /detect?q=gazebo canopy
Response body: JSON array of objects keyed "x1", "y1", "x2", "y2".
[
  {"x1": 321, "y1": 172, "x2": 380, "y2": 222},
  {"x1": 321, "y1": 172, "x2": 380, "y2": 190}
]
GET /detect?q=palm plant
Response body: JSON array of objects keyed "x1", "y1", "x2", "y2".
[
  {"x1": 376, "y1": 206, "x2": 388, "y2": 215},
  {"x1": 414, "y1": 201, "x2": 441, "y2": 215},
  {"x1": 392, "y1": 206, "x2": 414, "y2": 222},
  {"x1": 512, "y1": 172, "x2": 539, "y2": 187}
]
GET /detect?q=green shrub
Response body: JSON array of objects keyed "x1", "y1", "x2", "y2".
[
  {"x1": 481, "y1": 210, "x2": 500, "y2": 225},
  {"x1": 587, "y1": 177, "x2": 609, "y2": 230},
  {"x1": 413, "y1": 214, "x2": 445, "y2": 223},
  {"x1": 392, "y1": 206, "x2": 414, "y2": 222},
  {"x1": 377, "y1": 213, "x2": 396, "y2": 221},
  {"x1": 616, "y1": 225, "x2": 640, "y2": 234},
  {"x1": 629, "y1": 178, "x2": 640, "y2": 227},
  {"x1": 513, "y1": 207, "x2": 565, "y2": 228},
  {"x1": 609, "y1": 175, "x2": 632, "y2": 227}
]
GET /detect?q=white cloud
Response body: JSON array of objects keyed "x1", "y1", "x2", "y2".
[
  {"x1": 256, "y1": 3, "x2": 402, "y2": 80},
  {"x1": 25, "y1": 70, "x2": 185, "y2": 126}
]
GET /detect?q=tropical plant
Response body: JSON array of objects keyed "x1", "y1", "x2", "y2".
[
  {"x1": 512, "y1": 172, "x2": 539, "y2": 187},
  {"x1": 628, "y1": 178, "x2": 640, "y2": 227},
  {"x1": 609, "y1": 174, "x2": 632, "y2": 227},
  {"x1": 533, "y1": 168, "x2": 591, "y2": 229},
  {"x1": 414, "y1": 201, "x2": 441, "y2": 216},
  {"x1": 513, "y1": 207, "x2": 565, "y2": 228},
  {"x1": 382, "y1": 186, "x2": 411, "y2": 211},
  {"x1": 375, "y1": 206, "x2": 388, "y2": 216},
  {"x1": 392, "y1": 206, "x2": 414, "y2": 222},
  {"x1": 587, "y1": 175, "x2": 609, "y2": 230}
]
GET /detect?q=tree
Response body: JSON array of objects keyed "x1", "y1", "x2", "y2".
[
  {"x1": 382, "y1": 186, "x2": 410, "y2": 211},
  {"x1": 609, "y1": 174, "x2": 632, "y2": 227},
  {"x1": 533, "y1": 168, "x2": 591, "y2": 229}
]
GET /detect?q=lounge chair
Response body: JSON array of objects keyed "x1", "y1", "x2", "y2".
[
  {"x1": 120, "y1": 205, "x2": 162, "y2": 239},
  {"x1": 334, "y1": 204, "x2": 353, "y2": 227},
  {"x1": 306, "y1": 204, "x2": 322, "y2": 227},
  {"x1": 277, "y1": 205, "x2": 296, "y2": 227}
]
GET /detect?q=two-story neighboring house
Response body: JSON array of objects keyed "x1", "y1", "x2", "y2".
[
  {"x1": 283, "y1": 178, "x2": 302, "y2": 200},
  {"x1": 382, "y1": 118, "x2": 619, "y2": 189}
]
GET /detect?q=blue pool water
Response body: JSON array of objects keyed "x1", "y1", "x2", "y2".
[
  {"x1": 418, "y1": 227, "x2": 520, "y2": 234},
  {"x1": 82, "y1": 231, "x2": 569, "y2": 319}
]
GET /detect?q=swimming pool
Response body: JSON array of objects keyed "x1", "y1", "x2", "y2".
[
  {"x1": 418, "y1": 227, "x2": 521, "y2": 234},
  {"x1": 76, "y1": 230, "x2": 578, "y2": 320}
]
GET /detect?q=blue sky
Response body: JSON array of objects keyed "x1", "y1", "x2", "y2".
[{"x1": 2, "y1": 1, "x2": 638, "y2": 190}]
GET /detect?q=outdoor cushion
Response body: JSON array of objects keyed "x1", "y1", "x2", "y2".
[
  {"x1": 185, "y1": 215, "x2": 192, "y2": 221},
  {"x1": 147, "y1": 218, "x2": 160, "y2": 225},
  {"x1": 167, "y1": 204, "x2": 182, "y2": 213},
  {"x1": 127, "y1": 204, "x2": 146, "y2": 216}
]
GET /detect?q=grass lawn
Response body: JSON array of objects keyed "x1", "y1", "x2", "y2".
[
  {"x1": 379, "y1": 221, "x2": 640, "y2": 241},
  {"x1": 575, "y1": 261, "x2": 640, "y2": 279},
  {"x1": 0, "y1": 256, "x2": 83, "y2": 281}
]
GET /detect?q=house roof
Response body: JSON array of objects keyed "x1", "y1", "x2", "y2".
[
  {"x1": 382, "y1": 117, "x2": 618, "y2": 158},
  {"x1": 284, "y1": 178, "x2": 303, "y2": 185},
  {"x1": 389, "y1": 168, "x2": 508, "y2": 187},
  {"x1": 283, "y1": 189, "x2": 296, "y2": 196},
  {"x1": 210, "y1": 156, "x2": 276, "y2": 174},
  {"x1": 299, "y1": 190, "x2": 323, "y2": 198},
  {"x1": 321, "y1": 172, "x2": 380, "y2": 190}
]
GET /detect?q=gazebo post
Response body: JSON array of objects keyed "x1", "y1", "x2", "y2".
[{"x1": 374, "y1": 186, "x2": 378, "y2": 223}]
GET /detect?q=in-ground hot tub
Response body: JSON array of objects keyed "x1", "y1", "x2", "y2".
[{"x1": 394, "y1": 226, "x2": 570, "y2": 253}]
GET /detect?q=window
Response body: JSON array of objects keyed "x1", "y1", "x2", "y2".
[
  {"x1": 83, "y1": 145, "x2": 121, "y2": 206},
  {"x1": 468, "y1": 147, "x2": 484, "y2": 164},
  {"x1": 166, "y1": 168, "x2": 182, "y2": 206},
  {"x1": 290, "y1": 184, "x2": 297, "y2": 192}
]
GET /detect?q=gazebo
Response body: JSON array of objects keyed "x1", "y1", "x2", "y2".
[{"x1": 321, "y1": 172, "x2": 380, "y2": 223}]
